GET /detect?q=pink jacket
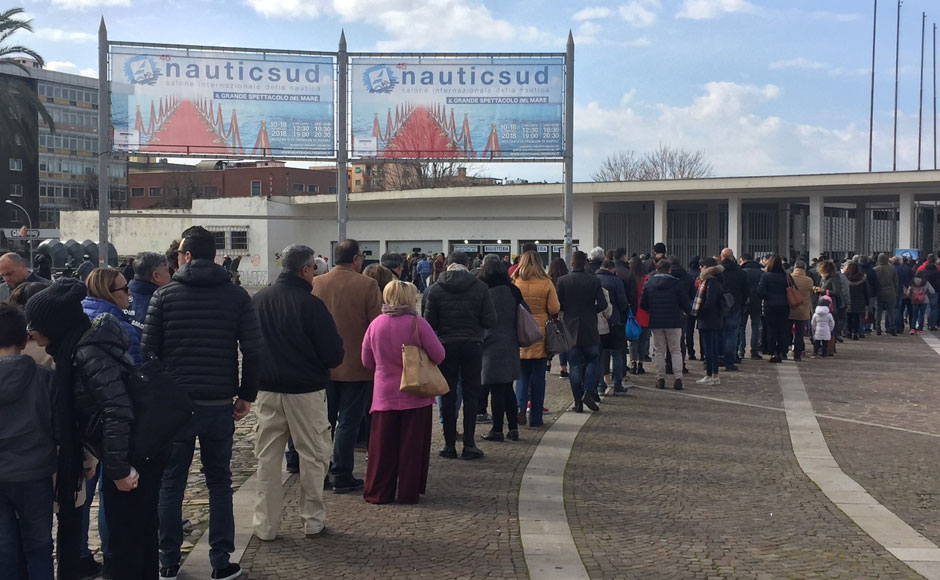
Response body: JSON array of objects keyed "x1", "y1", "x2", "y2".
[{"x1": 361, "y1": 313, "x2": 446, "y2": 412}]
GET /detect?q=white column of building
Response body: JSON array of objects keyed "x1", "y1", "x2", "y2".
[
  {"x1": 727, "y1": 196, "x2": 742, "y2": 255},
  {"x1": 653, "y1": 198, "x2": 668, "y2": 246},
  {"x1": 778, "y1": 202, "x2": 791, "y2": 258},
  {"x1": 808, "y1": 193, "x2": 825, "y2": 259},
  {"x1": 898, "y1": 192, "x2": 915, "y2": 250}
]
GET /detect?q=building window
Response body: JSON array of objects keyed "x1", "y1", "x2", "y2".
[
  {"x1": 210, "y1": 231, "x2": 226, "y2": 250},
  {"x1": 111, "y1": 188, "x2": 127, "y2": 202},
  {"x1": 9, "y1": 209, "x2": 21, "y2": 222},
  {"x1": 131, "y1": 187, "x2": 145, "y2": 197},
  {"x1": 292, "y1": 183, "x2": 305, "y2": 193},
  {"x1": 307, "y1": 184, "x2": 319, "y2": 193},
  {"x1": 230, "y1": 230, "x2": 248, "y2": 251},
  {"x1": 355, "y1": 179, "x2": 362, "y2": 186},
  {"x1": 250, "y1": 180, "x2": 262, "y2": 196},
  {"x1": 149, "y1": 187, "x2": 162, "y2": 197},
  {"x1": 9, "y1": 159, "x2": 23, "y2": 172},
  {"x1": 9, "y1": 184, "x2": 23, "y2": 197},
  {"x1": 329, "y1": 186, "x2": 337, "y2": 194}
]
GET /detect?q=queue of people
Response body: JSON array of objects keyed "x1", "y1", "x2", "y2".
[{"x1": 1, "y1": 231, "x2": 938, "y2": 580}]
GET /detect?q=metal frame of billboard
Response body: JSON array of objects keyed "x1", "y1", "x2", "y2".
[{"x1": 96, "y1": 23, "x2": 575, "y2": 266}]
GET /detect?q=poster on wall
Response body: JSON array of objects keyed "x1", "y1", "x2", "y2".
[
  {"x1": 350, "y1": 56, "x2": 564, "y2": 160},
  {"x1": 110, "y1": 46, "x2": 335, "y2": 158}
]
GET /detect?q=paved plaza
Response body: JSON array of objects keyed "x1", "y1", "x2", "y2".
[{"x1": 163, "y1": 329, "x2": 940, "y2": 579}]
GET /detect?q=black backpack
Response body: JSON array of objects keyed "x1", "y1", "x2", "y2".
[{"x1": 120, "y1": 355, "x2": 195, "y2": 463}]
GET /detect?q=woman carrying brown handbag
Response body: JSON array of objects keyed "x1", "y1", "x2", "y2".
[{"x1": 361, "y1": 281, "x2": 445, "y2": 504}]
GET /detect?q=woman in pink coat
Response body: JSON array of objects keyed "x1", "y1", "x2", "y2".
[{"x1": 361, "y1": 281, "x2": 445, "y2": 504}]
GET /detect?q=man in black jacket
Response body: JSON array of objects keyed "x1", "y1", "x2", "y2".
[
  {"x1": 142, "y1": 229, "x2": 263, "y2": 580},
  {"x1": 425, "y1": 252, "x2": 497, "y2": 460},
  {"x1": 557, "y1": 251, "x2": 608, "y2": 412},
  {"x1": 719, "y1": 248, "x2": 748, "y2": 371},
  {"x1": 613, "y1": 248, "x2": 639, "y2": 316},
  {"x1": 642, "y1": 259, "x2": 691, "y2": 390},
  {"x1": 251, "y1": 245, "x2": 343, "y2": 541},
  {"x1": 738, "y1": 254, "x2": 764, "y2": 360}
]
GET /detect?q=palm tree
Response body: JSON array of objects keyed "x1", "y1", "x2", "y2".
[{"x1": 1, "y1": 7, "x2": 55, "y2": 156}]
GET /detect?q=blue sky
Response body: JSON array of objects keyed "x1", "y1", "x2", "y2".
[{"x1": 14, "y1": 0, "x2": 940, "y2": 181}]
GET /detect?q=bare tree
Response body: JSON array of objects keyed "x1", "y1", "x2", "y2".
[
  {"x1": 374, "y1": 161, "x2": 492, "y2": 191},
  {"x1": 593, "y1": 145, "x2": 714, "y2": 182}
]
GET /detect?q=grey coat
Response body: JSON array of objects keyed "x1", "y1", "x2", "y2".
[{"x1": 481, "y1": 284, "x2": 521, "y2": 384}]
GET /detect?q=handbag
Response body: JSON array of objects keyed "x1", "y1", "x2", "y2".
[
  {"x1": 516, "y1": 303, "x2": 542, "y2": 347},
  {"x1": 400, "y1": 316, "x2": 449, "y2": 398},
  {"x1": 786, "y1": 274, "x2": 803, "y2": 308},
  {"x1": 544, "y1": 315, "x2": 572, "y2": 356},
  {"x1": 122, "y1": 355, "x2": 195, "y2": 464},
  {"x1": 625, "y1": 307, "x2": 642, "y2": 341}
]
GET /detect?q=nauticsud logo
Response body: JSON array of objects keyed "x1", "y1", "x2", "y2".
[
  {"x1": 363, "y1": 64, "x2": 397, "y2": 94},
  {"x1": 124, "y1": 55, "x2": 162, "y2": 86}
]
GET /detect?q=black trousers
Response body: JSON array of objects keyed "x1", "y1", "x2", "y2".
[
  {"x1": 765, "y1": 306, "x2": 791, "y2": 358},
  {"x1": 103, "y1": 452, "x2": 168, "y2": 580},
  {"x1": 439, "y1": 341, "x2": 483, "y2": 448},
  {"x1": 487, "y1": 382, "x2": 518, "y2": 432}
]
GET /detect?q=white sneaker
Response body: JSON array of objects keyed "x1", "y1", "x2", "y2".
[
  {"x1": 695, "y1": 376, "x2": 711, "y2": 384},
  {"x1": 604, "y1": 386, "x2": 616, "y2": 396},
  {"x1": 709, "y1": 376, "x2": 721, "y2": 385}
]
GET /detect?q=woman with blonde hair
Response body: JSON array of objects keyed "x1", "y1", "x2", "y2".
[
  {"x1": 83, "y1": 267, "x2": 141, "y2": 366},
  {"x1": 512, "y1": 251, "x2": 560, "y2": 428},
  {"x1": 361, "y1": 281, "x2": 445, "y2": 504}
]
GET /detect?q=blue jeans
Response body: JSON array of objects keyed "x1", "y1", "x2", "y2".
[
  {"x1": 558, "y1": 351, "x2": 568, "y2": 367},
  {"x1": 912, "y1": 303, "x2": 928, "y2": 330},
  {"x1": 896, "y1": 296, "x2": 912, "y2": 331},
  {"x1": 81, "y1": 466, "x2": 111, "y2": 560},
  {"x1": 517, "y1": 358, "x2": 548, "y2": 427},
  {"x1": 568, "y1": 345, "x2": 600, "y2": 402},
  {"x1": 0, "y1": 478, "x2": 54, "y2": 580},
  {"x1": 930, "y1": 294, "x2": 939, "y2": 328},
  {"x1": 326, "y1": 381, "x2": 370, "y2": 481},
  {"x1": 159, "y1": 404, "x2": 235, "y2": 571},
  {"x1": 738, "y1": 311, "x2": 760, "y2": 357},
  {"x1": 722, "y1": 309, "x2": 741, "y2": 366},
  {"x1": 700, "y1": 329, "x2": 721, "y2": 376},
  {"x1": 604, "y1": 348, "x2": 625, "y2": 388},
  {"x1": 875, "y1": 299, "x2": 896, "y2": 333}
]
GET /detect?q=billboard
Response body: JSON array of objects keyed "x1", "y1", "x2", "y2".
[
  {"x1": 110, "y1": 46, "x2": 334, "y2": 158},
  {"x1": 350, "y1": 57, "x2": 564, "y2": 160}
]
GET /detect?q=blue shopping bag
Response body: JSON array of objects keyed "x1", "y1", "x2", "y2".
[{"x1": 625, "y1": 307, "x2": 642, "y2": 341}]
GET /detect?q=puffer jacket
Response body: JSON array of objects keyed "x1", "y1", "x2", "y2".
[
  {"x1": 73, "y1": 313, "x2": 135, "y2": 481},
  {"x1": 596, "y1": 269, "x2": 628, "y2": 325},
  {"x1": 740, "y1": 261, "x2": 764, "y2": 315},
  {"x1": 812, "y1": 305, "x2": 835, "y2": 341},
  {"x1": 141, "y1": 259, "x2": 263, "y2": 403},
  {"x1": 757, "y1": 271, "x2": 789, "y2": 310},
  {"x1": 641, "y1": 272, "x2": 691, "y2": 329},
  {"x1": 695, "y1": 266, "x2": 725, "y2": 331},
  {"x1": 513, "y1": 275, "x2": 560, "y2": 360},
  {"x1": 129, "y1": 279, "x2": 160, "y2": 327},
  {"x1": 846, "y1": 273, "x2": 870, "y2": 313},
  {"x1": 719, "y1": 259, "x2": 749, "y2": 314},
  {"x1": 922, "y1": 263, "x2": 940, "y2": 300},
  {"x1": 425, "y1": 267, "x2": 497, "y2": 344},
  {"x1": 83, "y1": 296, "x2": 142, "y2": 366},
  {"x1": 0, "y1": 355, "x2": 56, "y2": 482}
]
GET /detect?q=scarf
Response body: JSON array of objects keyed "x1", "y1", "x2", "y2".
[
  {"x1": 691, "y1": 278, "x2": 708, "y2": 318},
  {"x1": 382, "y1": 304, "x2": 418, "y2": 317}
]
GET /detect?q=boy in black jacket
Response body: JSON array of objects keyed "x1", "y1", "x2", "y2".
[{"x1": 0, "y1": 303, "x2": 56, "y2": 578}]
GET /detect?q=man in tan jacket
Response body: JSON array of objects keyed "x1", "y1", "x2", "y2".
[{"x1": 312, "y1": 240, "x2": 382, "y2": 493}]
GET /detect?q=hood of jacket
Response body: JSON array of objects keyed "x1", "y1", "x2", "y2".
[
  {"x1": 912, "y1": 276, "x2": 927, "y2": 288},
  {"x1": 877, "y1": 254, "x2": 890, "y2": 266},
  {"x1": 173, "y1": 259, "x2": 232, "y2": 287},
  {"x1": 720, "y1": 259, "x2": 741, "y2": 273},
  {"x1": 814, "y1": 304, "x2": 831, "y2": 316},
  {"x1": 596, "y1": 269, "x2": 619, "y2": 282},
  {"x1": 0, "y1": 355, "x2": 37, "y2": 404},
  {"x1": 741, "y1": 260, "x2": 762, "y2": 271},
  {"x1": 645, "y1": 272, "x2": 679, "y2": 291},
  {"x1": 436, "y1": 268, "x2": 479, "y2": 293},
  {"x1": 700, "y1": 265, "x2": 724, "y2": 280},
  {"x1": 77, "y1": 312, "x2": 130, "y2": 354},
  {"x1": 847, "y1": 272, "x2": 867, "y2": 286},
  {"x1": 128, "y1": 278, "x2": 159, "y2": 297},
  {"x1": 670, "y1": 263, "x2": 689, "y2": 278}
]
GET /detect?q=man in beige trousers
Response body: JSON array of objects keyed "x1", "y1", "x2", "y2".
[{"x1": 251, "y1": 245, "x2": 344, "y2": 539}]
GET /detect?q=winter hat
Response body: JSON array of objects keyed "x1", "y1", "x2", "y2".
[{"x1": 25, "y1": 277, "x2": 88, "y2": 342}]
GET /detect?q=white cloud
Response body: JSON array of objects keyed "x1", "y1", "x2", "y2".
[
  {"x1": 50, "y1": 0, "x2": 130, "y2": 8},
  {"x1": 676, "y1": 0, "x2": 754, "y2": 20},
  {"x1": 573, "y1": 81, "x2": 878, "y2": 178},
  {"x1": 809, "y1": 10, "x2": 861, "y2": 23},
  {"x1": 575, "y1": 21, "x2": 602, "y2": 45},
  {"x1": 770, "y1": 57, "x2": 868, "y2": 77},
  {"x1": 42, "y1": 61, "x2": 98, "y2": 78},
  {"x1": 573, "y1": 6, "x2": 612, "y2": 21},
  {"x1": 243, "y1": 0, "x2": 558, "y2": 50},
  {"x1": 619, "y1": 0, "x2": 660, "y2": 28},
  {"x1": 32, "y1": 27, "x2": 97, "y2": 43},
  {"x1": 80, "y1": 68, "x2": 98, "y2": 78}
]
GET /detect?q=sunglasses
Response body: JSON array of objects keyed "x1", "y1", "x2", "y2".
[{"x1": 110, "y1": 285, "x2": 130, "y2": 294}]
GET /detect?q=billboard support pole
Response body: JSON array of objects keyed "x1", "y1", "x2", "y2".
[
  {"x1": 97, "y1": 18, "x2": 110, "y2": 266},
  {"x1": 563, "y1": 31, "x2": 574, "y2": 262},
  {"x1": 337, "y1": 32, "x2": 348, "y2": 242}
]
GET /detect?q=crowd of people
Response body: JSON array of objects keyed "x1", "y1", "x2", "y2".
[{"x1": 0, "y1": 228, "x2": 937, "y2": 580}]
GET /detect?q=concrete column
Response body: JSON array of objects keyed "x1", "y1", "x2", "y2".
[
  {"x1": 727, "y1": 196, "x2": 742, "y2": 256},
  {"x1": 653, "y1": 198, "x2": 668, "y2": 248},
  {"x1": 706, "y1": 201, "x2": 721, "y2": 254},
  {"x1": 808, "y1": 193, "x2": 825, "y2": 259},
  {"x1": 853, "y1": 201, "x2": 866, "y2": 257},
  {"x1": 443, "y1": 239, "x2": 450, "y2": 255},
  {"x1": 778, "y1": 202, "x2": 791, "y2": 258},
  {"x1": 898, "y1": 192, "x2": 915, "y2": 250}
]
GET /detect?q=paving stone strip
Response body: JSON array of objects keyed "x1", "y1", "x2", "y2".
[
  {"x1": 777, "y1": 361, "x2": 940, "y2": 580},
  {"x1": 921, "y1": 332, "x2": 940, "y2": 358},
  {"x1": 519, "y1": 409, "x2": 591, "y2": 580}
]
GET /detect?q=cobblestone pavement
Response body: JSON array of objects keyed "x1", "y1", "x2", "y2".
[
  {"x1": 239, "y1": 371, "x2": 577, "y2": 579},
  {"x1": 565, "y1": 390, "x2": 921, "y2": 579}
]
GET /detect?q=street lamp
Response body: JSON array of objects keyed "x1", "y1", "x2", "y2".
[{"x1": 5, "y1": 199, "x2": 33, "y2": 268}]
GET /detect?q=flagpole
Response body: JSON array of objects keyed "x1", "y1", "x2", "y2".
[
  {"x1": 869, "y1": 0, "x2": 878, "y2": 172},
  {"x1": 894, "y1": 0, "x2": 902, "y2": 171},
  {"x1": 918, "y1": 11, "x2": 926, "y2": 170}
]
